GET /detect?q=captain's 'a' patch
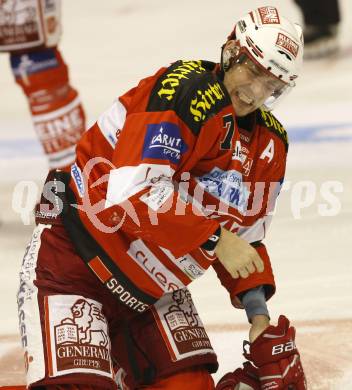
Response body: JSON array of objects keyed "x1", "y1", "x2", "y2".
[{"x1": 258, "y1": 108, "x2": 288, "y2": 151}]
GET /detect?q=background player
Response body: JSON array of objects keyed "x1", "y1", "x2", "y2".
[
  {"x1": 18, "y1": 6, "x2": 306, "y2": 390},
  {"x1": 0, "y1": 0, "x2": 86, "y2": 170}
]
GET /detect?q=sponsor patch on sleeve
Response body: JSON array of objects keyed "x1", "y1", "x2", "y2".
[{"x1": 142, "y1": 122, "x2": 188, "y2": 165}]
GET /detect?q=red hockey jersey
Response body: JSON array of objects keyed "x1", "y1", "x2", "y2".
[{"x1": 62, "y1": 60, "x2": 288, "y2": 312}]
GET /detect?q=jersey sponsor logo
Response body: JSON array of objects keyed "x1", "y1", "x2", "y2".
[
  {"x1": 127, "y1": 239, "x2": 183, "y2": 292},
  {"x1": 157, "y1": 60, "x2": 206, "y2": 101},
  {"x1": 240, "y1": 144, "x2": 254, "y2": 176},
  {"x1": 196, "y1": 167, "x2": 250, "y2": 214},
  {"x1": 179, "y1": 257, "x2": 205, "y2": 280},
  {"x1": 142, "y1": 122, "x2": 188, "y2": 164},
  {"x1": 105, "y1": 277, "x2": 149, "y2": 312},
  {"x1": 276, "y1": 33, "x2": 299, "y2": 58},
  {"x1": 45, "y1": 295, "x2": 113, "y2": 378},
  {"x1": 231, "y1": 140, "x2": 243, "y2": 162},
  {"x1": 153, "y1": 289, "x2": 214, "y2": 361},
  {"x1": 240, "y1": 133, "x2": 251, "y2": 143},
  {"x1": 243, "y1": 157, "x2": 254, "y2": 176},
  {"x1": 10, "y1": 48, "x2": 59, "y2": 81},
  {"x1": 140, "y1": 180, "x2": 174, "y2": 211},
  {"x1": 189, "y1": 81, "x2": 226, "y2": 122},
  {"x1": 257, "y1": 6, "x2": 280, "y2": 25},
  {"x1": 159, "y1": 248, "x2": 205, "y2": 281},
  {"x1": 105, "y1": 163, "x2": 175, "y2": 207},
  {"x1": 71, "y1": 163, "x2": 85, "y2": 198}
]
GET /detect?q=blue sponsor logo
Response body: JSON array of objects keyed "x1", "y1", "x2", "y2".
[
  {"x1": 142, "y1": 122, "x2": 188, "y2": 164},
  {"x1": 197, "y1": 167, "x2": 249, "y2": 214},
  {"x1": 71, "y1": 163, "x2": 85, "y2": 197},
  {"x1": 10, "y1": 48, "x2": 59, "y2": 78}
]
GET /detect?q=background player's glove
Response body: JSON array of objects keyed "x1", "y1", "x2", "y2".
[
  {"x1": 245, "y1": 315, "x2": 307, "y2": 390},
  {"x1": 216, "y1": 361, "x2": 260, "y2": 389}
]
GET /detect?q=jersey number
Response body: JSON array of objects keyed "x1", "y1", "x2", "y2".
[{"x1": 220, "y1": 114, "x2": 235, "y2": 150}]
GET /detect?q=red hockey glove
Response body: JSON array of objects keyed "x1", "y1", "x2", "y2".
[
  {"x1": 245, "y1": 315, "x2": 307, "y2": 390},
  {"x1": 216, "y1": 361, "x2": 260, "y2": 390}
]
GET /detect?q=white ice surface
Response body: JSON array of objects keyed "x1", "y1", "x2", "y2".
[{"x1": 1, "y1": 0, "x2": 352, "y2": 388}]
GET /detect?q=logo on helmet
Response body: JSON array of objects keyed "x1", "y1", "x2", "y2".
[
  {"x1": 258, "y1": 7, "x2": 280, "y2": 25},
  {"x1": 276, "y1": 33, "x2": 299, "y2": 58}
]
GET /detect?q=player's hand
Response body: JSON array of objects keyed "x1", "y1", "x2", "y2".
[{"x1": 215, "y1": 227, "x2": 264, "y2": 279}]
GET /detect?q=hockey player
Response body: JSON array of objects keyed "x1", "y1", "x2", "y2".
[
  {"x1": 18, "y1": 6, "x2": 307, "y2": 390},
  {"x1": 0, "y1": 0, "x2": 85, "y2": 169}
]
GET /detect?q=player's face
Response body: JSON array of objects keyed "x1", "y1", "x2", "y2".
[{"x1": 224, "y1": 54, "x2": 287, "y2": 116}]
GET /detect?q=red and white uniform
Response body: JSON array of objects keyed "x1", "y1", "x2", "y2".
[
  {"x1": 21, "y1": 60, "x2": 288, "y2": 389},
  {"x1": 60, "y1": 60, "x2": 287, "y2": 309}
]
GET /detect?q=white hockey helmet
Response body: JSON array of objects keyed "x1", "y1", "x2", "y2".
[{"x1": 223, "y1": 6, "x2": 304, "y2": 109}]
